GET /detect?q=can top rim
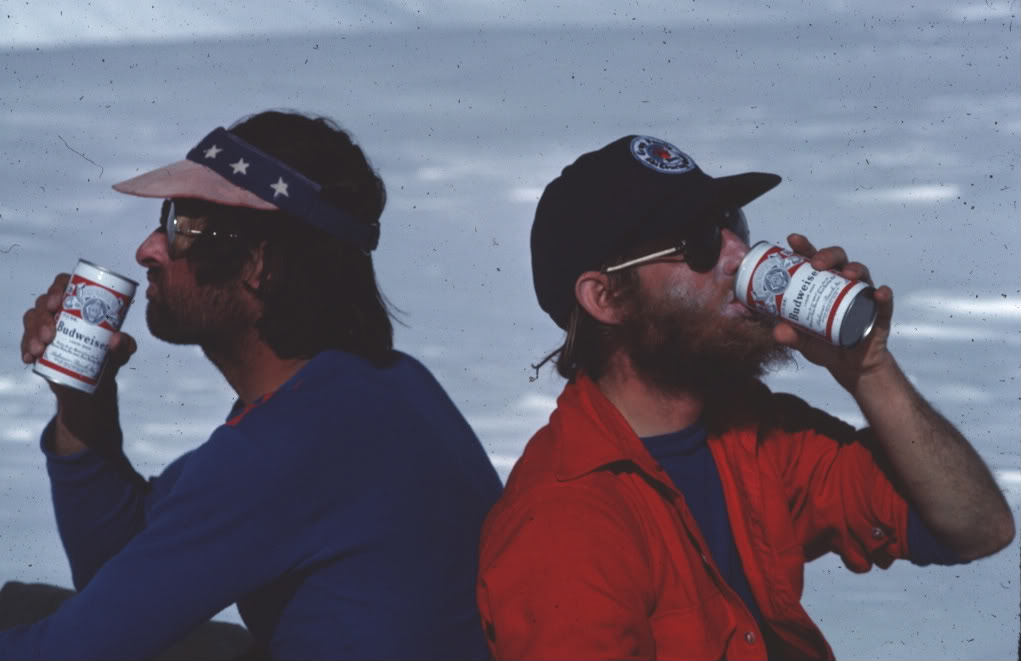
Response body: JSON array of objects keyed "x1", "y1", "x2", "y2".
[{"x1": 77, "y1": 259, "x2": 140, "y2": 287}]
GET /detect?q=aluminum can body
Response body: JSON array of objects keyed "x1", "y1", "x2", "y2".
[
  {"x1": 34, "y1": 260, "x2": 138, "y2": 394},
  {"x1": 734, "y1": 241, "x2": 877, "y2": 347}
]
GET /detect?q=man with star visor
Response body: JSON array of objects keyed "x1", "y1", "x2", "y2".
[
  {"x1": 9, "y1": 111, "x2": 502, "y2": 659},
  {"x1": 475, "y1": 135, "x2": 1014, "y2": 659}
]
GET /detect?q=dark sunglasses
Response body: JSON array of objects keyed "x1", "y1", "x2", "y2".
[
  {"x1": 604, "y1": 207, "x2": 750, "y2": 274},
  {"x1": 158, "y1": 199, "x2": 242, "y2": 259}
]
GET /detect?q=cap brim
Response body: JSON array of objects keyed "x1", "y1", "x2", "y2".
[
  {"x1": 112, "y1": 159, "x2": 279, "y2": 211},
  {"x1": 706, "y1": 171, "x2": 782, "y2": 209},
  {"x1": 630, "y1": 171, "x2": 781, "y2": 248}
]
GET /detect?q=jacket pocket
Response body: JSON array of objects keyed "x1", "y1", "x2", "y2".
[{"x1": 649, "y1": 594, "x2": 735, "y2": 660}]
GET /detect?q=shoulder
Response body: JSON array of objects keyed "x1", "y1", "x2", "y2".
[
  {"x1": 761, "y1": 389, "x2": 859, "y2": 445},
  {"x1": 712, "y1": 379, "x2": 858, "y2": 444},
  {"x1": 225, "y1": 351, "x2": 437, "y2": 430},
  {"x1": 302, "y1": 350, "x2": 452, "y2": 403},
  {"x1": 219, "y1": 350, "x2": 483, "y2": 483},
  {"x1": 730, "y1": 384, "x2": 881, "y2": 488},
  {"x1": 484, "y1": 434, "x2": 651, "y2": 561}
]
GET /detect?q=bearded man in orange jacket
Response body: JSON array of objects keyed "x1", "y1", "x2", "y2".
[{"x1": 476, "y1": 135, "x2": 1015, "y2": 660}]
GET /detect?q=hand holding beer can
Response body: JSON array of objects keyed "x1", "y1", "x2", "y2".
[
  {"x1": 33, "y1": 260, "x2": 138, "y2": 394},
  {"x1": 734, "y1": 241, "x2": 877, "y2": 347}
]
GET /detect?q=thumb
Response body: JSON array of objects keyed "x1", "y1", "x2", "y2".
[
  {"x1": 772, "y1": 321, "x2": 801, "y2": 347},
  {"x1": 106, "y1": 332, "x2": 138, "y2": 373}
]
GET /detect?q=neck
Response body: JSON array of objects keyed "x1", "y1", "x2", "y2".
[
  {"x1": 595, "y1": 352, "x2": 704, "y2": 437},
  {"x1": 202, "y1": 330, "x2": 311, "y2": 405}
]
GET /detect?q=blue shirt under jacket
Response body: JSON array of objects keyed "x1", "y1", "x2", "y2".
[{"x1": 0, "y1": 350, "x2": 503, "y2": 660}]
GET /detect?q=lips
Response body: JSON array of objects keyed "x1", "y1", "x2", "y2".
[
  {"x1": 146, "y1": 270, "x2": 161, "y2": 299},
  {"x1": 725, "y1": 296, "x2": 752, "y2": 318}
]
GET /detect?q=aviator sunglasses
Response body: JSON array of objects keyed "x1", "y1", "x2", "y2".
[
  {"x1": 158, "y1": 199, "x2": 242, "y2": 259},
  {"x1": 604, "y1": 207, "x2": 749, "y2": 274}
]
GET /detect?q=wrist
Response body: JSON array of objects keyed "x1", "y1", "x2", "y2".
[
  {"x1": 52, "y1": 414, "x2": 91, "y2": 456},
  {"x1": 53, "y1": 387, "x2": 121, "y2": 454},
  {"x1": 844, "y1": 351, "x2": 903, "y2": 399}
]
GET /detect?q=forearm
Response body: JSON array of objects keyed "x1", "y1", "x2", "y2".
[
  {"x1": 850, "y1": 355, "x2": 1015, "y2": 560},
  {"x1": 43, "y1": 417, "x2": 149, "y2": 589}
]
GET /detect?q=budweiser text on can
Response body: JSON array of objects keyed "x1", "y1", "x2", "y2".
[
  {"x1": 734, "y1": 241, "x2": 877, "y2": 347},
  {"x1": 34, "y1": 260, "x2": 138, "y2": 394}
]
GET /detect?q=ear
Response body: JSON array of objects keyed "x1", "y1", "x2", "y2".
[
  {"x1": 575, "y1": 270, "x2": 629, "y2": 325},
  {"x1": 240, "y1": 241, "x2": 268, "y2": 292}
]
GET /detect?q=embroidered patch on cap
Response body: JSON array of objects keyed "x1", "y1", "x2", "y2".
[{"x1": 629, "y1": 136, "x2": 696, "y2": 174}]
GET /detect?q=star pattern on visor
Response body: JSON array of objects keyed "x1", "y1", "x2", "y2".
[
  {"x1": 270, "y1": 177, "x2": 289, "y2": 198},
  {"x1": 184, "y1": 127, "x2": 380, "y2": 251}
]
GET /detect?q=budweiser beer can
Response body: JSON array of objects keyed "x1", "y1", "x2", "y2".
[
  {"x1": 735, "y1": 241, "x2": 877, "y2": 347},
  {"x1": 34, "y1": 260, "x2": 138, "y2": 394}
]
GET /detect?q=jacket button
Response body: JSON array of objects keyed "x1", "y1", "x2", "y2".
[
  {"x1": 700, "y1": 553, "x2": 710, "y2": 565},
  {"x1": 872, "y1": 527, "x2": 885, "y2": 539},
  {"x1": 745, "y1": 631, "x2": 757, "y2": 645}
]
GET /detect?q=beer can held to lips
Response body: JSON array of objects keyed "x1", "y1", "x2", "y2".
[
  {"x1": 734, "y1": 241, "x2": 877, "y2": 347},
  {"x1": 34, "y1": 260, "x2": 138, "y2": 394}
]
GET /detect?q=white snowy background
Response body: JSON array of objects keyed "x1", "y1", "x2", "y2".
[{"x1": 1, "y1": 1, "x2": 1018, "y2": 658}]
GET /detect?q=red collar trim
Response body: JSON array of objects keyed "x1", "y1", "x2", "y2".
[{"x1": 225, "y1": 387, "x2": 280, "y2": 427}]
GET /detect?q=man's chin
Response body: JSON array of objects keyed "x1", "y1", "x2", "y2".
[{"x1": 145, "y1": 304, "x2": 196, "y2": 345}]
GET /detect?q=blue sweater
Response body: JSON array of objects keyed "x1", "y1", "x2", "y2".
[{"x1": 1, "y1": 350, "x2": 503, "y2": 660}]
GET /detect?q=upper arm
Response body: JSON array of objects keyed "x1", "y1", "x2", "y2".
[
  {"x1": 478, "y1": 486, "x2": 655, "y2": 660},
  {"x1": 764, "y1": 395, "x2": 910, "y2": 571}
]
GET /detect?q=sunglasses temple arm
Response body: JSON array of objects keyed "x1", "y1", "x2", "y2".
[{"x1": 604, "y1": 246, "x2": 683, "y2": 273}]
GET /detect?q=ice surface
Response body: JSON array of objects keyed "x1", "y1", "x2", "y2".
[{"x1": 1, "y1": 3, "x2": 1018, "y2": 657}]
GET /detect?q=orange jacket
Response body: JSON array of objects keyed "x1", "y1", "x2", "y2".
[{"x1": 477, "y1": 374, "x2": 911, "y2": 660}]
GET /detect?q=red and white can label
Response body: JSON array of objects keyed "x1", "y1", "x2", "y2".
[
  {"x1": 735, "y1": 241, "x2": 876, "y2": 347},
  {"x1": 34, "y1": 260, "x2": 137, "y2": 394}
]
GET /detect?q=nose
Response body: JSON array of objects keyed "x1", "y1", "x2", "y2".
[
  {"x1": 136, "y1": 230, "x2": 170, "y2": 268},
  {"x1": 718, "y1": 228, "x2": 748, "y2": 276}
]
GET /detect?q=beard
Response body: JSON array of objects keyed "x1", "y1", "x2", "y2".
[
  {"x1": 145, "y1": 271, "x2": 252, "y2": 352},
  {"x1": 619, "y1": 285, "x2": 792, "y2": 401}
]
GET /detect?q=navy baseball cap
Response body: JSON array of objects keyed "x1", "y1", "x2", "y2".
[{"x1": 531, "y1": 135, "x2": 781, "y2": 329}]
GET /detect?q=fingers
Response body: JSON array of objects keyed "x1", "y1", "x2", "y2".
[
  {"x1": 772, "y1": 320, "x2": 801, "y2": 347},
  {"x1": 786, "y1": 233, "x2": 817, "y2": 257},
  {"x1": 789, "y1": 234, "x2": 846, "y2": 269},
  {"x1": 788, "y1": 234, "x2": 876, "y2": 284},
  {"x1": 788, "y1": 234, "x2": 849, "y2": 271},
  {"x1": 48, "y1": 273, "x2": 71, "y2": 297},
  {"x1": 841, "y1": 262, "x2": 873, "y2": 285},
  {"x1": 771, "y1": 320, "x2": 833, "y2": 360},
  {"x1": 21, "y1": 274, "x2": 71, "y2": 364},
  {"x1": 21, "y1": 307, "x2": 57, "y2": 363}
]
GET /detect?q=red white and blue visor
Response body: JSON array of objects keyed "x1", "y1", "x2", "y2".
[{"x1": 112, "y1": 127, "x2": 379, "y2": 252}]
